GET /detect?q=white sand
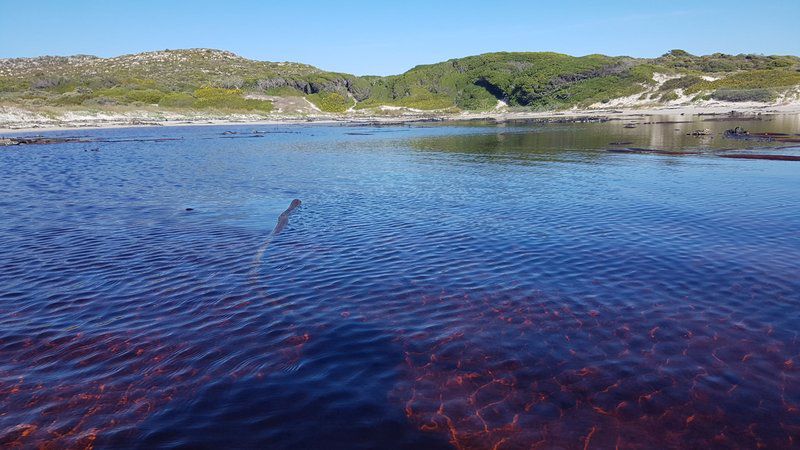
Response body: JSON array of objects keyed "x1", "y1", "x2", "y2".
[{"x1": 3, "y1": 99, "x2": 800, "y2": 134}]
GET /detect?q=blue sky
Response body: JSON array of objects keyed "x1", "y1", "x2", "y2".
[{"x1": 1, "y1": 0, "x2": 799, "y2": 75}]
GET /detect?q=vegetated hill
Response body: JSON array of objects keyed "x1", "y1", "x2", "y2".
[
  {"x1": 0, "y1": 48, "x2": 369, "y2": 113},
  {"x1": 361, "y1": 50, "x2": 800, "y2": 110},
  {"x1": 1, "y1": 48, "x2": 799, "y2": 114}
]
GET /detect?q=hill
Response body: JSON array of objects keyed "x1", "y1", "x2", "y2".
[{"x1": 1, "y1": 48, "x2": 799, "y2": 119}]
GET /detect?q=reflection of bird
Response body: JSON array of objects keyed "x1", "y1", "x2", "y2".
[{"x1": 250, "y1": 199, "x2": 302, "y2": 297}]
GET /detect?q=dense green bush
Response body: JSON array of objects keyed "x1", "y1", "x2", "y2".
[
  {"x1": 191, "y1": 87, "x2": 273, "y2": 111},
  {"x1": 124, "y1": 89, "x2": 164, "y2": 104},
  {"x1": 306, "y1": 92, "x2": 351, "y2": 112},
  {"x1": 686, "y1": 70, "x2": 800, "y2": 94},
  {"x1": 660, "y1": 91, "x2": 680, "y2": 102},
  {"x1": 656, "y1": 51, "x2": 799, "y2": 72},
  {"x1": 710, "y1": 89, "x2": 775, "y2": 102},
  {"x1": 659, "y1": 75, "x2": 703, "y2": 92},
  {"x1": 159, "y1": 92, "x2": 195, "y2": 108}
]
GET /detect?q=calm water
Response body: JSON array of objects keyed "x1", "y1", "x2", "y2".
[{"x1": 1, "y1": 116, "x2": 799, "y2": 449}]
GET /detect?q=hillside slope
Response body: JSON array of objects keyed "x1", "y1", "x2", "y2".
[{"x1": 1, "y1": 48, "x2": 799, "y2": 119}]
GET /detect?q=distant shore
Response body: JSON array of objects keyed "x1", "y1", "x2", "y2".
[{"x1": 2, "y1": 103, "x2": 800, "y2": 134}]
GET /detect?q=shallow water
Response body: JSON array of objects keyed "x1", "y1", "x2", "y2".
[{"x1": 1, "y1": 116, "x2": 799, "y2": 449}]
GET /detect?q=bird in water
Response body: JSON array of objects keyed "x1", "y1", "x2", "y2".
[{"x1": 250, "y1": 199, "x2": 302, "y2": 296}]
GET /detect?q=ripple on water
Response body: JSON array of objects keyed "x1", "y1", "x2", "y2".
[{"x1": 0, "y1": 123, "x2": 799, "y2": 448}]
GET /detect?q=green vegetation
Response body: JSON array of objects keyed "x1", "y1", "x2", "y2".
[
  {"x1": 191, "y1": 87, "x2": 272, "y2": 111},
  {"x1": 655, "y1": 49, "x2": 800, "y2": 72},
  {"x1": 1, "y1": 48, "x2": 799, "y2": 114},
  {"x1": 306, "y1": 91, "x2": 351, "y2": 112},
  {"x1": 686, "y1": 69, "x2": 800, "y2": 93},
  {"x1": 660, "y1": 91, "x2": 680, "y2": 102},
  {"x1": 356, "y1": 53, "x2": 657, "y2": 110},
  {"x1": 710, "y1": 89, "x2": 775, "y2": 102},
  {"x1": 659, "y1": 75, "x2": 704, "y2": 92}
]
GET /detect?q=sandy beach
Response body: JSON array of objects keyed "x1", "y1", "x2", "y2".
[{"x1": 3, "y1": 102, "x2": 800, "y2": 134}]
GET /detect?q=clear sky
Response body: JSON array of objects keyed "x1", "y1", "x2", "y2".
[{"x1": 1, "y1": 0, "x2": 799, "y2": 75}]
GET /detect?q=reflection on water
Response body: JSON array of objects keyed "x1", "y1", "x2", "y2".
[
  {"x1": 413, "y1": 114, "x2": 800, "y2": 156},
  {"x1": 0, "y1": 117, "x2": 799, "y2": 449}
]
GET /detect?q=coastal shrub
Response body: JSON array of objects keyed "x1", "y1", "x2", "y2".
[
  {"x1": 686, "y1": 70, "x2": 800, "y2": 94},
  {"x1": 192, "y1": 87, "x2": 273, "y2": 112},
  {"x1": 159, "y1": 92, "x2": 195, "y2": 108},
  {"x1": 125, "y1": 89, "x2": 164, "y2": 104},
  {"x1": 52, "y1": 92, "x2": 92, "y2": 105},
  {"x1": 660, "y1": 91, "x2": 679, "y2": 102},
  {"x1": 0, "y1": 78, "x2": 28, "y2": 92},
  {"x1": 306, "y1": 92, "x2": 351, "y2": 112},
  {"x1": 455, "y1": 84, "x2": 498, "y2": 110},
  {"x1": 214, "y1": 77, "x2": 245, "y2": 90},
  {"x1": 395, "y1": 92, "x2": 454, "y2": 110},
  {"x1": 263, "y1": 86, "x2": 304, "y2": 97},
  {"x1": 656, "y1": 51, "x2": 798, "y2": 72},
  {"x1": 82, "y1": 96, "x2": 119, "y2": 106},
  {"x1": 659, "y1": 76, "x2": 703, "y2": 92},
  {"x1": 31, "y1": 77, "x2": 68, "y2": 90},
  {"x1": 549, "y1": 75, "x2": 646, "y2": 108},
  {"x1": 710, "y1": 89, "x2": 775, "y2": 102}
]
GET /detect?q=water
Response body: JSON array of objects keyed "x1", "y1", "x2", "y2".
[{"x1": 1, "y1": 116, "x2": 799, "y2": 449}]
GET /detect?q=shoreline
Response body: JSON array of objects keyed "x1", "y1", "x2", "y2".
[{"x1": 2, "y1": 103, "x2": 800, "y2": 134}]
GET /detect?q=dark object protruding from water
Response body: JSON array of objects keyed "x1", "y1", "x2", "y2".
[
  {"x1": 719, "y1": 154, "x2": 800, "y2": 161},
  {"x1": 185, "y1": 208, "x2": 194, "y2": 211},
  {"x1": 273, "y1": 199, "x2": 302, "y2": 235},
  {"x1": 607, "y1": 147, "x2": 698, "y2": 156},
  {"x1": 724, "y1": 126, "x2": 749, "y2": 138}
]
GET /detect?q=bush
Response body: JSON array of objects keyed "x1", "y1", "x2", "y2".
[
  {"x1": 686, "y1": 70, "x2": 800, "y2": 94},
  {"x1": 710, "y1": 89, "x2": 775, "y2": 102},
  {"x1": 32, "y1": 77, "x2": 67, "y2": 90},
  {"x1": 455, "y1": 84, "x2": 498, "y2": 110},
  {"x1": 192, "y1": 87, "x2": 273, "y2": 112},
  {"x1": 306, "y1": 92, "x2": 351, "y2": 112},
  {"x1": 660, "y1": 91, "x2": 679, "y2": 102},
  {"x1": 125, "y1": 89, "x2": 164, "y2": 104},
  {"x1": 159, "y1": 92, "x2": 195, "y2": 108},
  {"x1": 0, "y1": 78, "x2": 27, "y2": 92},
  {"x1": 52, "y1": 92, "x2": 92, "y2": 105},
  {"x1": 659, "y1": 76, "x2": 703, "y2": 92},
  {"x1": 395, "y1": 93, "x2": 454, "y2": 110}
]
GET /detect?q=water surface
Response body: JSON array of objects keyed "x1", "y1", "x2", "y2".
[{"x1": 1, "y1": 116, "x2": 799, "y2": 449}]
